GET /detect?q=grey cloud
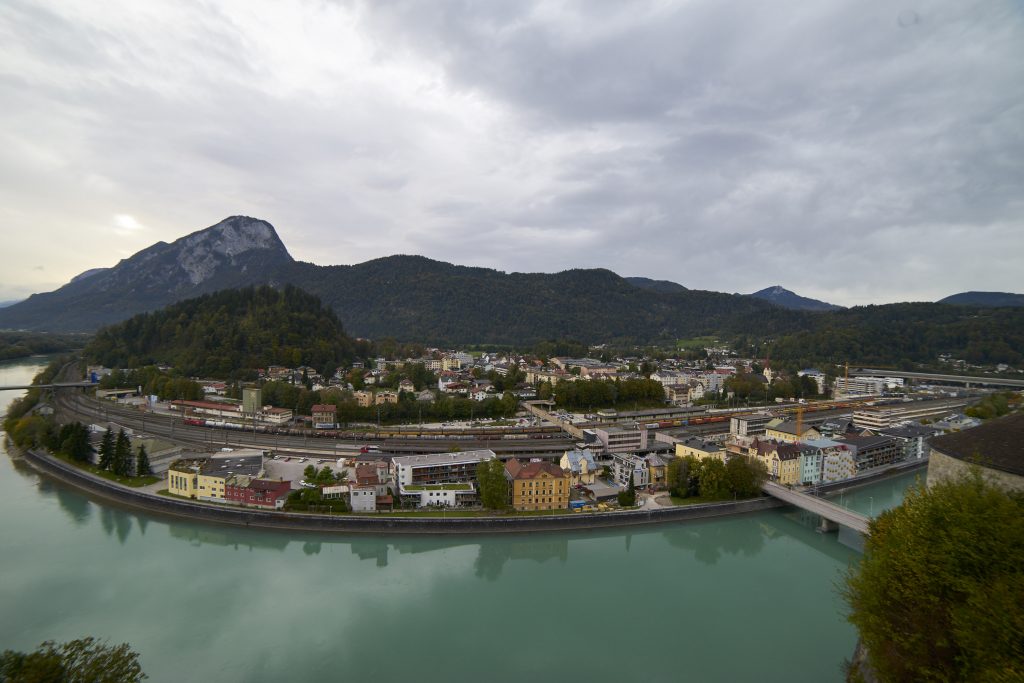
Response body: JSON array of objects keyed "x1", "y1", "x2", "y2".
[{"x1": 0, "y1": 0, "x2": 1021, "y2": 306}]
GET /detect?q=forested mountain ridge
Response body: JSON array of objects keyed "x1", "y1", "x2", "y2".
[
  {"x1": 84, "y1": 286, "x2": 354, "y2": 377},
  {"x1": 288, "y1": 257, "x2": 806, "y2": 345},
  {"x1": 4, "y1": 216, "x2": 1024, "y2": 365},
  {"x1": 938, "y1": 291, "x2": 1024, "y2": 307}
]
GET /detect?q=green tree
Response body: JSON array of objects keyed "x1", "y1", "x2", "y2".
[
  {"x1": 666, "y1": 456, "x2": 691, "y2": 497},
  {"x1": 135, "y1": 444, "x2": 151, "y2": 476},
  {"x1": 697, "y1": 458, "x2": 728, "y2": 499},
  {"x1": 98, "y1": 428, "x2": 115, "y2": 470},
  {"x1": 843, "y1": 471, "x2": 1024, "y2": 682},
  {"x1": 476, "y1": 459, "x2": 508, "y2": 510},
  {"x1": 303, "y1": 464, "x2": 317, "y2": 482},
  {"x1": 0, "y1": 636, "x2": 146, "y2": 682},
  {"x1": 113, "y1": 429, "x2": 131, "y2": 477},
  {"x1": 315, "y1": 466, "x2": 335, "y2": 485},
  {"x1": 725, "y1": 455, "x2": 767, "y2": 498},
  {"x1": 59, "y1": 422, "x2": 93, "y2": 464},
  {"x1": 618, "y1": 470, "x2": 637, "y2": 507}
]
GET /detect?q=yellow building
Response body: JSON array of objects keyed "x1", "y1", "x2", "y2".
[
  {"x1": 505, "y1": 459, "x2": 570, "y2": 511},
  {"x1": 764, "y1": 420, "x2": 820, "y2": 444},
  {"x1": 675, "y1": 436, "x2": 725, "y2": 462},
  {"x1": 770, "y1": 448, "x2": 803, "y2": 485},
  {"x1": 167, "y1": 454, "x2": 265, "y2": 502},
  {"x1": 167, "y1": 458, "x2": 206, "y2": 498},
  {"x1": 354, "y1": 390, "x2": 374, "y2": 408}
]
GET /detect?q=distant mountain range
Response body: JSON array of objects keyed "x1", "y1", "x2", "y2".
[
  {"x1": 748, "y1": 286, "x2": 844, "y2": 312},
  {"x1": 0, "y1": 216, "x2": 1021, "y2": 365},
  {"x1": 937, "y1": 291, "x2": 1024, "y2": 308}
]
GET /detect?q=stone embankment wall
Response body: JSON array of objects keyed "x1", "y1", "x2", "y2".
[{"x1": 21, "y1": 449, "x2": 783, "y2": 535}]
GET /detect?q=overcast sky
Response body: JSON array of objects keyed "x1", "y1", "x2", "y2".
[{"x1": 1, "y1": 0, "x2": 1021, "y2": 306}]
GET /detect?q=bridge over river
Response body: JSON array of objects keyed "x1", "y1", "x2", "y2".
[
  {"x1": 0, "y1": 382, "x2": 97, "y2": 391},
  {"x1": 761, "y1": 480, "x2": 871, "y2": 536}
]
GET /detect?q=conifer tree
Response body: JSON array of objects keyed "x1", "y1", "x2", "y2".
[
  {"x1": 113, "y1": 430, "x2": 131, "y2": 476},
  {"x1": 97, "y1": 428, "x2": 115, "y2": 471},
  {"x1": 135, "y1": 444, "x2": 151, "y2": 476}
]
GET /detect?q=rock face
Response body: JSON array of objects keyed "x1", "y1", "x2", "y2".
[
  {"x1": 0, "y1": 216, "x2": 293, "y2": 332},
  {"x1": 748, "y1": 285, "x2": 843, "y2": 312}
]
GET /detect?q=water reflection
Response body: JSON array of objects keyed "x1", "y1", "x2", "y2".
[
  {"x1": 54, "y1": 485, "x2": 92, "y2": 526},
  {"x1": 662, "y1": 516, "x2": 766, "y2": 565},
  {"x1": 474, "y1": 536, "x2": 570, "y2": 580},
  {"x1": 167, "y1": 524, "x2": 292, "y2": 551}
]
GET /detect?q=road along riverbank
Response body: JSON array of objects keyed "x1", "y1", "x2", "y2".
[{"x1": 18, "y1": 446, "x2": 787, "y2": 535}]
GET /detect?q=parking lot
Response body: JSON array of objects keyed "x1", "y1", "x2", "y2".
[{"x1": 264, "y1": 454, "x2": 350, "y2": 489}]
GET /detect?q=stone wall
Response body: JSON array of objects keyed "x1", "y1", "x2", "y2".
[{"x1": 927, "y1": 448, "x2": 1024, "y2": 492}]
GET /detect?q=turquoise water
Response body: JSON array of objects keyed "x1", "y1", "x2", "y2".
[{"x1": 0, "y1": 358, "x2": 915, "y2": 682}]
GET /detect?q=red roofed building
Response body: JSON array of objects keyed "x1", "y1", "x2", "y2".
[
  {"x1": 224, "y1": 477, "x2": 291, "y2": 510},
  {"x1": 505, "y1": 459, "x2": 570, "y2": 511}
]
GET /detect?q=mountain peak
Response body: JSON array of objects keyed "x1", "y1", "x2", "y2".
[
  {"x1": 174, "y1": 216, "x2": 291, "y2": 285},
  {"x1": 0, "y1": 215, "x2": 294, "y2": 332},
  {"x1": 748, "y1": 285, "x2": 843, "y2": 312}
]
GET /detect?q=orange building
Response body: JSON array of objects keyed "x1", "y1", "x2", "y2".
[{"x1": 505, "y1": 459, "x2": 570, "y2": 511}]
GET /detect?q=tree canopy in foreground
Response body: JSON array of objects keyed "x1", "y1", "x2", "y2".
[
  {"x1": 0, "y1": 637, "x2": 145, "y2": 682},
  {"x1": 842, "y1": 472, "x2": 1024, "y2": 682}
]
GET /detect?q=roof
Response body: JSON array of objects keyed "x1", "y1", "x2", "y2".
[
  {"x1": 311, "y1": 404, "x2": 335, "y2": 413},
  {"x1": 392, "y1": 450, "x2": 496, "y2": 468},
  {"x1": 930, "y1": 412, "x2": 1024, "y2": 476},
  {"x1": 247, "y1": 479, "x2": 291, "y2": 494},
  {"x1": 200, "y1": 454, "x2": 263, "y2": 478},
  {"x1": 876, "y1": 424, "x2": 939, "y2": 439},
  {"x1": 837, "y1": 435, "x2": 897, "y2": 450},
  {"x1": 769, "y1": 420, "x2": 818, "y2": 436},
  {"x1": 563, "y1": 449, "x2": 596, "y2": 472},
  {"x1": 505, "y1": 459, "x2": 567, "y2": 480},
  {"x1": 679, "y1": 436, "x2": 721, "y2": 452}
]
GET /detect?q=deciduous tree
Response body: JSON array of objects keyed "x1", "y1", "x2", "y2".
[{"x1": 843, "y1": 471, "x2": 1024, "y2": 681}]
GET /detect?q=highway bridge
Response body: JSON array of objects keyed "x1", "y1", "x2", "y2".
[
  {"x1": 761, "y1": 481, "x2": 871, "y2": 536},
  {"x1": 0, "y1": 382, "x2": 97, "y2": 391},
  {"x1": 857, "y1": 368, "x2": 1024, "y2": 389}
]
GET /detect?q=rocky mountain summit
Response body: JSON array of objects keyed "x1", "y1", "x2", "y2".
[{"x1": 0, "y1": 216, "x2": 292, "y2": 331}]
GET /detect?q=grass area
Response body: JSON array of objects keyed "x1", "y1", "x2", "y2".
[
  {"x1": 676, "y1": 336, "x2": 720, "y2": 350},
  {"x1": 404, "y1": 483, "x2": 472, "y2": 491},
  {"x1": 54, "y1": 453, "x2": 160, "y2": 488},
  {"x1": 670, "y1": 495, "x2": 728, "y2": 506}
]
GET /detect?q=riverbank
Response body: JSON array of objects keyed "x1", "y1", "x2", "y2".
[
  {"x1": 18, "y1": 446, "x2": 787, "y2": 535},
  {"x1": 18, "y1": 444, "x2": 925, "y2": 536}
]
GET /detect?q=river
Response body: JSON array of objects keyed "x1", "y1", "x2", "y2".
[{"x1": 0, "y1": 357, "x2": 921, "y2": 682}]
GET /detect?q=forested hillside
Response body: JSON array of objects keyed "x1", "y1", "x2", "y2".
[
  {"x1": 84, "y1": 286, "x2": 354, "y2": 377},
  {"x1": 753, "y1": 303, "x2": 1024, "y2": 366}
]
